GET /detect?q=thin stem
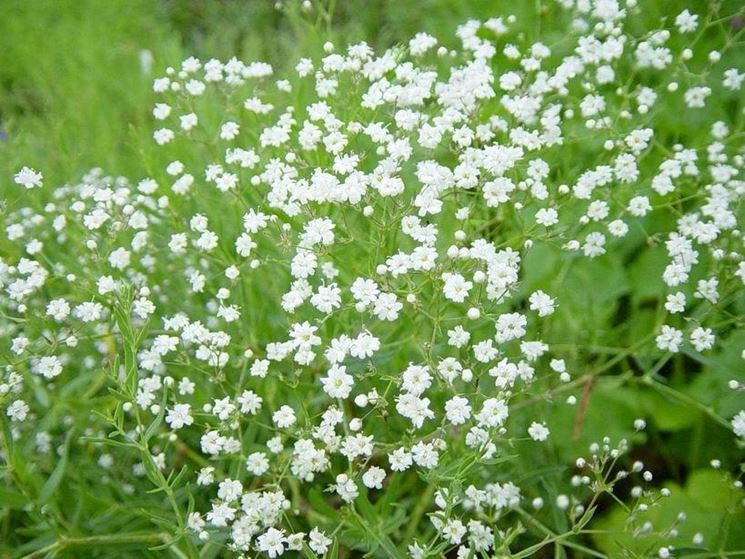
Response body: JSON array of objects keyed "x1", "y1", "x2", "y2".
[{"x1": 21, "y1": 532, "x2": 170, "y2": 559}]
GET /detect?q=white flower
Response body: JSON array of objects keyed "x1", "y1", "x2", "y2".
[
  {"x1": 180, "y1": 113, "x2": 198, "y2": 130},
  {"x1": 320, "y1": 365, "x2": 354, "y2": 399},
  {"x1": 664, "y1": 292, "x2": 686, "y2": 314},
  {"x1": 108, "y1": 248, "x2": 131, "y2": 270},
  {"x1": 473, "y1": 340, "x2": 498, "y2": 364},
  {"x1": 185, "y1": 79, "x2": 206, "y2": 96},
  {"x1": 97, "y1": 276, "x2": 118, "y2": 295},
  {"x1": 628, "y1": 196, "x2": 651, "y2": 217},
  {"x1": 684, "y1": 87, "x2": 711, "y2": 109},
  {"x1": 220, "y1": 121, "x2": 240, "y2": 140},
  {"x1": 7, "y1": 400, "x2": 30, "y2": 421},
  {"x1": 333, "y1": 473, "x2": 359, "y2": 502},
  {"x1": 723, "y1": 68, "x2": 744, "y2": 91},
  {"x1": 273, "y1": 405, "x2": 297, "y2": 428},
  {"x1": 690, "y1": 327, "x2": 714, "y2": 352},
  {"x1": 74, "y1": 302, "x2": 104, "y2": 322},
  {"x1": 177, "y1": 378, "x2": 195, "y2": 395},
  {"x1": 132, "y1": 298, "x2": 155, "y2": 319},
  {"x1": 212, "y1": 397, "x2": 236, "y2": 420},
  {"x1": 238, "y1": 390, "x2": 262, "y2": 414},
  {"x1": 216, "y1": 479, "x2": 242, "y2": 503},
  {"x1": 257, "y1": 528, "x2": 286, "y2": 558},
  {"x1": 372, "y1": 292, "x2": 402, "y2": 320},
  {"x1": 528, "y1": 422, "x2": 550, "y2": 441},
  {"x1": 536, "y1": 208, "x2": 559, "y2": 226},
  {"x1": 46, "y1": 299, "x2": 71, "y2": 321},
  {"x1": 153, "y1": 128, "x2": 174, "y2": 145},
  {"x1": 11, "y1": 336, "x2": 29, "y2": 355},
  {"x1": 732, "y1": 411, "x2": 745, "y2": 439},
  {"x1": 448, "y1": 326, "x2": 471, "y2": 348},
  {"x1": 35, "y1": 355, "x2": 62, "y2": 379},
  {"x1": 246, "y1": 452, "x2": 270, "y2": 475},
  {"x1": 349, "y1": 331, "x2": 380, "y2": 359},
  {"x1": 445, "y1": 396, "x2": 472, "y2": 425},
  {"x1": 401, "y1": 364, "x2": 432, "y2": 396},
  {"x1": 582, "y1": 232, "x2": 606, "y2": 258},
  {"x1": 14, "y1": 167, "x2": 43, "y2": 189},
  {"x1": 411, "y1": 441, "x2": 438, "y2": 469},
  {"x1": 442, "y1": 272, "x2": 473, "y2": 303},
  {"x1": 675, "y1": 10, "x2": 698, "y2": 33},
  {"x1": 529, "y1": 290, "x2": 555, "y2": 316},
  {"x1": 656, "y1": 325, "x2": 683, "y2": 353},
  {"x1": 206, "y1": 502, "x2": 235, "y2": 527},
  {"x1": 166, "y1": 403, "x2": 193, "y2": 430},
  {"x1": 308, "y1": 528, "x2": 332, "y2": 555},
  {"x1": 396, "y1": 393, "x2": 434, "y2": 428},
  {"x1": 496, "y1": 313, "x2": 527, "y2": 342},
  {"x1": 362, "y1": 466, "x2": 386, "y2": 489},
  {"x1": 153, "y1": 103, "x2": 171, "y2": 120},
  {"x1": 409, "y1": 32, "x2": 437, "y2": 56},
  {"x1": 476, "y1": 398, "x2": 509, "y2": 428},
  {"x1": 311, "y1": 283, "x2": 342, "y2": 314}
]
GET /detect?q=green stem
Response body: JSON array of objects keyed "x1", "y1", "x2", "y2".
[
  {"x1": 636, "y1": 376, "x2": 731, "y2": 430},
  {"x1": 515, "y1": 508, "x2": 608, "y2": 559},
  {"x1": 21, "y1": 532, "x2": 170, "y2": 559}
]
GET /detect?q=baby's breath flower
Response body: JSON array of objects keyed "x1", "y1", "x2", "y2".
[
  {"x1": 5, "y1": 5, "x2": 745, "y2": 557},
  {"x1": 14, "y1": 166, "x2": 43, "y2": 189}
]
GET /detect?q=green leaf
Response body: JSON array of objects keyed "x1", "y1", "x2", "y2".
[
  {"x1": 351, "y1": 491, "x2": 407, "y2": 559},
  {"x1": 143, "y1": 388, "x2": 168, "y2": 443},
  {"x1": 637, "y1": 389, "x2": 701, "y2": 431},
  {"x1": 0, "y1": 487, "x2": 28, "y2": 509},
  {"x1": 40, "y1": 427, "x2": 75, "y2": 503},
  {"x1": 593, "y1": 469, "x2": 745, "y2": 554}
]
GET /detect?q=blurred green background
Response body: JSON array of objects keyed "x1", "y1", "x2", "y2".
[
  {"x1": 3, "y1": 0, "x2": 743, "y2": 191},
  {"x1": 2, "y1": 0, "x2": 741, "y2": 187},
  {"x1": 0, "y1": 0, "x2": 523, "y2": 189}
]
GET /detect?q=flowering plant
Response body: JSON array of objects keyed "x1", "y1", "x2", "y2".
[{"x1": 2, "y1": 1, "x2": 744, "y2": 558}]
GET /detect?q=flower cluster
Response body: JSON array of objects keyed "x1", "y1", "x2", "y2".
[{"x1": 2, "y1": 1, "x2": 744, "y2": 557}]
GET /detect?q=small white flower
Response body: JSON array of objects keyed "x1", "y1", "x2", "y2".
[
  {"x1": 656, "y1": 325, "x2": 683, "y2": 353},
  {"x1": 7, "y1": 400, "x2": 30, "y2": 421},
  {"x1": 273, "y1": 405, "x2": 297, "y2": 428},
  {"x1": 165, "y1": 403, "x2": 193, "y2": 430},
  {"x1": 731, "y1": 410, "x2": 745, "y2": 439},
  {"x1": 362, "y1": 466, "x2": 386, "y2": 489},
  {"x1": 14, "y1": 167, "x2": 43, "y2": 189},
  {"x1": 528, "y1": 422, "x2": 550, "y2": 442}
]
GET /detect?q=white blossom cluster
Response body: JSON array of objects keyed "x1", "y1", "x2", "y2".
[{"x1": 2, "y1": 0, "x2": 745, "y2": 557}]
